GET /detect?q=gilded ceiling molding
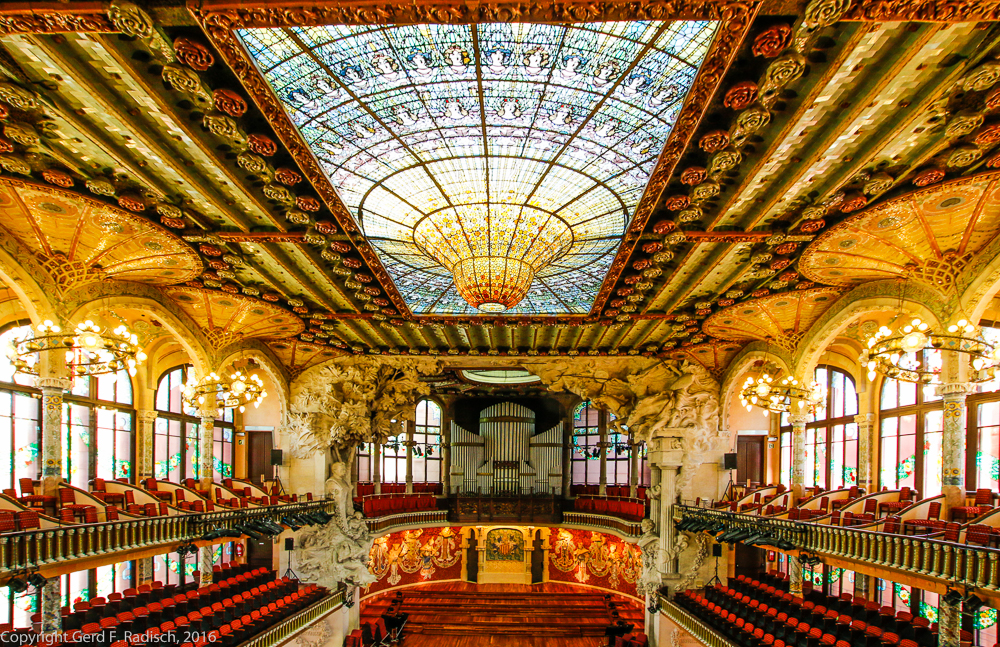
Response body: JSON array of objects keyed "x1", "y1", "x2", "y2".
[
  {"x1": 0, "y1": 3, "x2": 113, "y2": 34},
  {"x1": 192, "y1": 0, "x2": 759, "y2": 323},
  {"x1": 790, "y1": 280, "x2": 946, "y2": 379},
  {"x1": 841, "y1": 0, "x2": 1000, "y2": 21},
  {"x1": 65, "y1": 287, "x2": 216, "y2": 374}
]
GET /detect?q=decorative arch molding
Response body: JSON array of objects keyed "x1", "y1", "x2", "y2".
[
  {"x1": 718, "y1": 342, "x2": 793, "y2": 429},
  {"x1": 959, "y1": 235, "x2": 1000, "y2": 323},
  {"x1": 792, "y1": 281, "x2": 943, "y2": 381},
  {"x1": 0, "y1": 227, "x2": 58, "y2": 324},
  {"x1": 65, "y1": 289, "x2": 212, "y2": 375},
  {"x1": 216, "y1": 342, "x2": 291, "y2": 418}
]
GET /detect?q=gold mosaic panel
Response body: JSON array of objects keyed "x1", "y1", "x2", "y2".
[
  {"x1": 164, "y1": 286, "x2": 304, "y2": 342},
  {"x1": 800, "y1": 172, "x2": 1000, "y2": 287},
  {"x1": 702, "y1": 287, "x2": 843, "y2": 345},
  {"x1": 0, "y1": 179, "x2": 202, "y2": 286}
]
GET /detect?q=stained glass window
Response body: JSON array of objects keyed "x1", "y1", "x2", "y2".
[{"x1": 239, "y1": 21, "x2": 718, "y2": 314}]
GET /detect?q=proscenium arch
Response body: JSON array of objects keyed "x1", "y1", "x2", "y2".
[
  {"x1": 67, "y1": 296, "x2": 212, "y2": 377},
  {"x1": 792, "y1": 282, "x2": 944, "y2": 385}
]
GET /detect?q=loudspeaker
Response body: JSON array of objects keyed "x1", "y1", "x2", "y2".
[
  {"x1": 270, "y1": 449, "x2": 283, "y2": 466},
  {"x1": 723, "y1": 452, "x2": 738, "y2": 470},
  {"x1": 284, "y1": 538, "x2": 294, "y2": 551},
  {"x1": 712, "y1": 544, "x2": 723, "y2": 557}
]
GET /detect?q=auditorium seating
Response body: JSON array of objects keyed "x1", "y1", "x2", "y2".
[
  {"x1": 570, "y1": 485, "x2": 647, "y2": 499},
  {"x1": 675, "y1": 572, "x2": 951, "y2": 647},
  {"x1": 951, "y1": 489, "x2": 995, "y2": 523},
  {"x1": 878, "y1": 488, "x2": 914, "y2": 516},
  {"x1": 11, "y1": 563, "x2": 328, "y2": 645},
  {"x1": 355, "y1": 482, "x2": 442, "y2": 501},
  {"x1": 574, "y1": 496, "x2": 647, "y2": 521},
  {"x1": 361, "y1": 494, "x2": 438, "y2": 517}
]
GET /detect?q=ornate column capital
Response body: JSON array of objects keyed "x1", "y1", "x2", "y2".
[
  {"x1": 853, "y1": 413, "x2": 875, "y2": 425},
  {"x1": 36, "y1": 377, "x2": 71, "y2": 391},
  {"x1": 197, "y1": 408, "x2": 217, "y2": 421},
  {"x1": 936, "y1": 382, "x2": 976, "y2": 398},
  {"x1": 788, "y1": 414, "x2": 809, "y2": 426},
  {"x1": 136, "y1": 409, "x2": 158, "y2": 423}
]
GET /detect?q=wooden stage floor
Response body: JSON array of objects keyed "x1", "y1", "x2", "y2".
[{"x1": 361, "y1": 581, "x2": 644, "y2": 647}]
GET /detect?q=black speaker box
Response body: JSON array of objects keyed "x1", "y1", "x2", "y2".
[
  {"x1": 271, "y1": 449, "x2": 283, "y2": 466},
  {"x1": 723, "y1": 452, "x2": 738, "y2": 470},
  {"x1": 284, "y1": 538, "x2": 294, "y2": 551},
  {"x1": 712, "y1": 544, "x2": 723, "y2": 557}
]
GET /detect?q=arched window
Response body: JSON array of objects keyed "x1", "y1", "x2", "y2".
[
  {"x1": 780, "y1": 365, "x2": 859, "y2": 489},
  {"x1": 0, "y1": 324, "x2": 41, "y2": 490},
  {"x1": 63, "y1": 371, "x2": 135, "y2": 488},
  {"x1": 879, "y1": 350, "x2": 943, "y2": 496},
  {"x1": 412, "y1": 399, "x2": 442, "y2": 484},
  {"x1": 154, "y1": 366, "x2": 234, "y2": 482},
  {"x1": 571, "y1": 401, "x2": 601, "y2": 485}
]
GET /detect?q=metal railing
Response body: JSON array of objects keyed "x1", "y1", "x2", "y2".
[
  {"x1": 676, "y1": 505, "x2": 1000, "y2": 592},
  {"x1": 1, "y1": 500, "x2": 334, "y2": 578},
  {"x1": 563, "y1": 512, "x2": 644, "y2": 537},
  {"x1": 238, "y1": 590, "x2": 345, "y2": 647},
  {"x1": 659, "y1": 597, "x2": 734, "y2": 647}
]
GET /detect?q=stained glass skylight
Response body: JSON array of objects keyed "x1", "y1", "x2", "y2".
[{"x1": 239, "y1": 21, "x2": 718, "y2": 314}]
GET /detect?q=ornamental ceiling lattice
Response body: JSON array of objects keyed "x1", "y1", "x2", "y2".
[{"x1": 239, "y1": 22, "x2": 717, "y2": 315}]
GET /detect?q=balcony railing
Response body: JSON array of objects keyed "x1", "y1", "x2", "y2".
[
  {"x1": 676, "y1": 505, "x2": 1000, "y2": 593},
  {"x1": 563, "y1": 512, "x2": 644, "y2": 537},
  {"x1": 2, "y1": 500, "x2": 334, "y2": 578},
  {"x1": 659, "y1": 597, "x2": 733, "y2": 647},
  {"x1": 239, "y1": 589, "x2": 345, "y2": 647},
  {"x1": 364, "y1": 509, "x2": 448, "y2": 534}
]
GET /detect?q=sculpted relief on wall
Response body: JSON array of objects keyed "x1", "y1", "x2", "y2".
[{"x1": 282, "y1": 357, "x2": 441, "y2": 588}]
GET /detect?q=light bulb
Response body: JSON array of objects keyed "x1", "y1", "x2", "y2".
[
  {"x1": 868, "y1": 371, "x2": 877, "y2": 381},
  {"x1": 239, "y1": 405, "x2": 246, "y2": 413},
  {"x1": 755, "y1": 383, "x2": 771, "y2": 398}
]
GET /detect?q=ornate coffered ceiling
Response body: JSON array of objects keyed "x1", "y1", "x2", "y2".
[{"x1": 0, "y1": 0, "x2": 997, "y2": 380}]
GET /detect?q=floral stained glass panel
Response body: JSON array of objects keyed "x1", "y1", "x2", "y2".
[{"x1": 239, "y1": 22, "x2": 718, "y2": 314}]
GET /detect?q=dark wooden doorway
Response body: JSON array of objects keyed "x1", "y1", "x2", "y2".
[
  {"x1": 737, "y1": 435, "x2": 765, "y2": 486},
  {"x1": 248, "y1": 431, "x2": 274, "y2": 485}
]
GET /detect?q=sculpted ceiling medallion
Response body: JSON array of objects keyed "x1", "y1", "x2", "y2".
[{"x1": 239, "y1": 22, "x2": 718, "y2": 315}]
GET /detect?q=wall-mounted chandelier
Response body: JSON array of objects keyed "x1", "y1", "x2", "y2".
[
  {"x1": 739, "y1": 372, "x2": 826, "y2": 416},
  {"x1": 860, "y1": 316, "x2": 999, "y2": 384},
  {"x1": 5, "y1": 320, "x2": 146, "y2": 377},
  {"x1": 182, "y1": 369, "x2": 267, "y2": 414}
]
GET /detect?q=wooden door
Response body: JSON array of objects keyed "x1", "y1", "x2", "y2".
[
  {"x1": 737, "y1": 436, "x2": 765, "y2": 486},
  {"x1": 248, "y1": 431, "x2": 273, "y2": 484}
]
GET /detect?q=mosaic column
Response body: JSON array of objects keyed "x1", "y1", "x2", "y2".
[
  {"x1": 199, "y1": 546, "x2": 214, "y2": 587},
  {"x1": 629, "y1": 442, "x2": 641, "y2": 498},
  {"x1": 598, "y1": 420, "x2": 608, "y2": 496},
  {"x1": 372, "y1": 442, "x2": 382, "y2": 495},
  {"x1": 41, "y1": 579, "x2": 61, "y2": 635},
  {"x1": 938, "y1": 593, "x2": 961, "y2": 647},
  {"x1": 199, "y1": 409, "x2": 216, "y2": 487},
  {"x1": 854, "y1": 413, "x2": 874, "y2": 493},
  {"x1": 789, "y1": 414, "x2": 808, "y2": 496},
  {"x1": 136, "y1": 409, "x2": 158, "y2": 482},
  {"x1": 937, "y1": 383, "x2": 974, "y2": 497},
  {"x1": 137, "y1": 557, "x2": 154, "y2": 586},
  {"x1": 659, "y1": 465, "x2": 678, "y2": 575},
  {"x1": 854, "y1": 573, "x2": 870, "y2": 599},
  {"x1": 788, "y1": 554, "x2": 803, "y2": 597},
  {"x1": 405, "y1": 421, "x2": 414, "y2": 494},
  {"x1": 37, "y1": 377, "x2": 71, "y2": 496}
]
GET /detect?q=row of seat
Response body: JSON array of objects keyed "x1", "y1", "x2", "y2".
[
  {"x1": 574, "y1": 497, "x2": 647, "y2": 521},
  {"x1": 361, "y1": 495, "x2": 437, "y2": 517},
  {"x1": 570, "y1": 485, "x2": 648, "y2": 500},
  {"x1": 354, "y1": 482, "x2": 442, "y2": 500},
  {"x1": 60, "y1": 566, "x2": 278, "y2": 631}
]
